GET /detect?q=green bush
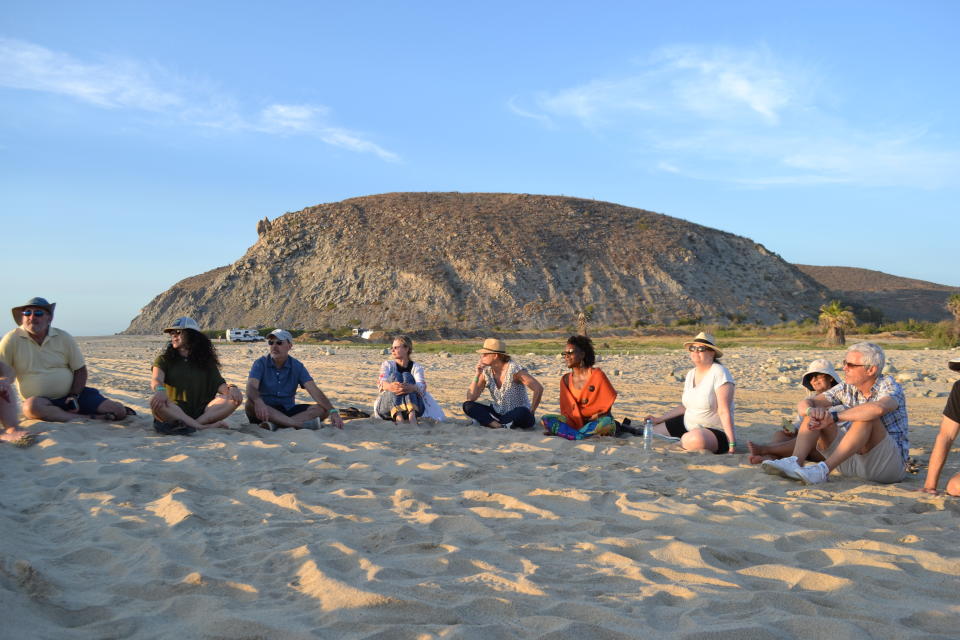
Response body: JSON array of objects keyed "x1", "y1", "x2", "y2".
[{"x1": 925, "y1": 321, "x2": 959, "y2": 348}]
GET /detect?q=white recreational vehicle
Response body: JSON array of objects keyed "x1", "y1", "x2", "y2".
[{"x1": 225, "y1": 328, "x2": 264, "y2": 342}]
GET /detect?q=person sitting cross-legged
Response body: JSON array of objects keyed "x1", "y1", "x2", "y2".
[
  {"x1": 150, "y1": 317, "x2": 242, "y2": 435},
  {"x1": 245, "y1": 330, "x2": 344, "y2": 431}
]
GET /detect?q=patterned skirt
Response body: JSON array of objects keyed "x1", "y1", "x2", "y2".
[{"x1": 541, "y1": 414, "x2": 616, "y2": 440}]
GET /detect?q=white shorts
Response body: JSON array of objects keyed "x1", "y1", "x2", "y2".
[{"x1": 823, "y1": 431, "x2": 905, "y2": 484}]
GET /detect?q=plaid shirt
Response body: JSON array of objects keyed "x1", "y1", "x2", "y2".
[{"x1": 824, "y1": 374, "x2": 909, "y2": 463}]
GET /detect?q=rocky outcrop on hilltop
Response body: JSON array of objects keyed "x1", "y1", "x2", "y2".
[
  {"x1": 795, "y1": 264, "x2": 960, "y2": 322},
  {"x1": 123, "y1": 193, "x2": 829, "y2": 333}
]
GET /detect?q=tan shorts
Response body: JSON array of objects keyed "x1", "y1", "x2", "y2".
[{"x1": 823, "y1": 431, "x2": 905, "y2": 484}]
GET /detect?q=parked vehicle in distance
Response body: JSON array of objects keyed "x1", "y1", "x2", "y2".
[{"x1": 226, "y1": 328, "x2": 265, "y2": 342}]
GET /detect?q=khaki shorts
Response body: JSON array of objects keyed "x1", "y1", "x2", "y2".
[{"x1": 822, "y1": 430, "x2": 905, "y2": 484}]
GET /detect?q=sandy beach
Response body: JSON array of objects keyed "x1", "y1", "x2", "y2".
[{"x1": 2, "y1": 335, "x2": 959, "y2": 639}]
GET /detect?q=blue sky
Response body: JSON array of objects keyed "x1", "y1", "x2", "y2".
[{"x1": 2, "y1": 1, "x2": 958, "y2": 335}]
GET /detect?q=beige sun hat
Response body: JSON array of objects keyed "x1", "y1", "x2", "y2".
[
  {"x1": 801, "y1": 358, "x2": 840, "y2": 390},
  {"x1": 476, "y1": 338, "x2": 508, "y2": 355},
  {"x1": 682, "y1": 332, "x2": 723, "y2": 358}
]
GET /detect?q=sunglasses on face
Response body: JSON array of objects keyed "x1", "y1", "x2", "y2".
[
  {"x1": 688, "y1": 345, "x2": 710, "y2": 352},
  {"x1": 268, "y1": 340, "x2": 287, "y2": 346},
  {"x1": 22, "y1": 309, "x2": 46, "y2": 317},
  {"x1": 169, "y1": 330, "x2": 182, "y2": 336},
  {"x1": 561, "y1": 350, "x2": 577, "y2": 356},
  {"x1": 841, "y1": 360, "x2": 868, "y2": 369}
]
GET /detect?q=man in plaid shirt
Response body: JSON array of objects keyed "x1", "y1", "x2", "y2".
[{"x1": 761, "y1": 342, "x2": 908, "y2": 485}]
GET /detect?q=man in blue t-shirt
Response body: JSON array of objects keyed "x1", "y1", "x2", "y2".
[{"x1": 245, "y1": 330, "x2": 344, "y2": 431}]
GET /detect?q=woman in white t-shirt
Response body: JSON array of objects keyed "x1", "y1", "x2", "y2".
[{"x1": 645, "y1": 332, "x2": 736, "y2": 454}]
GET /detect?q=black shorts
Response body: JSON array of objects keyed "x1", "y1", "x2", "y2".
[
  {"x1": 664, "y1": 415, "x2": 729, "y2": 454},
  {"x1": 944, "y1": 380, "x2": 960, "y2": 424}
]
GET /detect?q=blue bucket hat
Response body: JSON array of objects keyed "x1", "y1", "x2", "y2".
[{"x1": 11, "y1": 297, "x2": 56, "y2": 325}]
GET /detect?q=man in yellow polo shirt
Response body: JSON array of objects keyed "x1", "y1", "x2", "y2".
[{"x1": 0, "y1": 297, "x2": 129, "y2": 422}]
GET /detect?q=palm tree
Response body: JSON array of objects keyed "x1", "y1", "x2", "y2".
[
  {"x1": 577, "y1": 305, "x2": 595, "y2": 336},
  {"x1": 819, "y1": 300, "x2": 856, "y2": 346},
  {"x1": 947, "y1": 293, "x2": 960, "y2": 341}
]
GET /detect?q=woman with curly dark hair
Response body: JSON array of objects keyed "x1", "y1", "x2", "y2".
[
  {"x1": 541, "y1": 335, "x2": 618, "y2": 440},
  {"x1": 149, "y1": 317, "x2": 242, "y2": 435}
]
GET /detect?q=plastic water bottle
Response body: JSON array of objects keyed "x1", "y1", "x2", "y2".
[{"x1": 643, "y1": 418, "x2": 653, "y2": 452}]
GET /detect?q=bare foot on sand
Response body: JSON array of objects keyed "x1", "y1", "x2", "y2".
[
  {"x1": 747, "y1": 441, "x2": 776, "y2": 464},
  {"x1": 1, "y1": 428, "x2": 30, "y2": 442}
]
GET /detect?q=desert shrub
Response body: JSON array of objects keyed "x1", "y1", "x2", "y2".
[{"x1": 925, "y1": 321, "x2": 959, "y2": 348}]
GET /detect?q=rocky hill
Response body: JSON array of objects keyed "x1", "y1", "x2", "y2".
[
  {"x1": 794, "y1": 265, "x2": 959, "y2": 322},
  {"x1": 123, "y1": 193, "x2": 830, "y2": 334}
]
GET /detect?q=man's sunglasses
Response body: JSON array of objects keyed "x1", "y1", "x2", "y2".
[
  {"x1": 22, "y1": 309, "x2": 46, "y2": 317},
  {"x1": 688, "y1": 345, "x2": 710, "y2": 352},
  {"x1": 268, "y1": 340, "x2": 287, "y2": 346}
]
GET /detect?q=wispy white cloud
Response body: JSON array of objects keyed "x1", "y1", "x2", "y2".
[
  {"x1": 0, "y1": 37, "x2": 181, "y2": 110},
  {"x1": 515, "y1": 45, "x2": 958, "y2": 189},
  {"x1": 0, "y1": 37, "x2": 399, "y2": 161}
]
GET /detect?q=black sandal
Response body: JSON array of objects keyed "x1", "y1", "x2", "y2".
[{"x1": 153, "y1": 419, "x2": 197, "y2": 436}]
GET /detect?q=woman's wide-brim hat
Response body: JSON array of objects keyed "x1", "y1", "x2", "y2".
[
  {"x1": 682, "y1": 332, "x2": 723, "y2": 358},
  {"x1": 476, "y1": 338, "x2": 508, "y2": 355},
  {"x1": 801, "y1": 358, "x2": 840, "y2": 390},
  {"x1": 11, "y1": 296, "x2": 55, "y2": 325}
]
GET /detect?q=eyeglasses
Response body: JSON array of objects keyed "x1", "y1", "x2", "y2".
[
  {"x1": 561, "y1": 350, "x2": 577, "y2": 356},
  {"x1": 169, "y1": 330, "x2": 182, "y2": 336},
  {"x1": 688, "y1": 345, "x2": 710, "y2": 353},
  {"x1": 841, "y1": 360, "x2": 869, "y2": 369},
  {"x1": 22, "y1": 309, "x2": 46, "y2": 317},
  {"x1": 268, "y1": 340, "x2": 286, "y2": 346}
]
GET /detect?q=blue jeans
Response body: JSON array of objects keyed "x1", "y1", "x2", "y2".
[
  {"x1": 375, "y1": 372, "x2": 424, "y2": 421},
  {"x1": 462, "y1": 401, "x2": 535, "y2": 429}
]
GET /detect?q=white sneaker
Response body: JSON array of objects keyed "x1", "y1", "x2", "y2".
[
  {"x1": 796, "y1": 461, "x2": 830, "y2": 485},
  {"x1": 761, "y1": 456, "x2": 803, "y2": 480}
]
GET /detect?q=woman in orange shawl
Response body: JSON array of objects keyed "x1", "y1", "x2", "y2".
[{"x1": 541, "y1": 335, "x2": 617, "y2": 440}]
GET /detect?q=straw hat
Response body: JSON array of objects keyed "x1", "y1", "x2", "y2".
[
  {"x1": 476, "y1": 338, "x2": 508, "y2": 355},
  {"x1": 682, "y1": 332, "x2": 723, "y2": 358},
  {"x1": 801, "y1": 358, "x2": 840, "y2": 390}
]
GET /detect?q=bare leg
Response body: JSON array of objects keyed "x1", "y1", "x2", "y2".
[
  {"x1": 946, "y1": 473, "x2": 960, "y2": 497},
  {"x1": 194, "y1": 396, "x2": 241, "y2": 429},
  {"x1": 747, "y1": 439, "x2": 796, "y2": 464},
  {"x1": 0, "y1": 394, "x2": 20, "y2": 431},
  {"x1": 93, "y1": 398, "x2": 129, "y2": 421},
  {"x1": 680, "y1": 427, "x2": 719, "y2": 453},
  {"x1": 245, "y1": 401, "x2": 327, "y2": 428},
  {"x1": 788, "y1": 417, "x2": 838, "y2": 465},
  {"x1": 153, "y1": 403, "x2": 207, "y2": 431},
  {"x1": 23, "y1": 397, "x2": 84, "y2": 422},
  {"x1": 823, "y1": 419, "x2": 888, "y2": 472}
]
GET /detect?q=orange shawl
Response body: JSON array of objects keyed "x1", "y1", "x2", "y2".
[{"x1": 559, "y1": 368, "x2": 617, "y2": 430}]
